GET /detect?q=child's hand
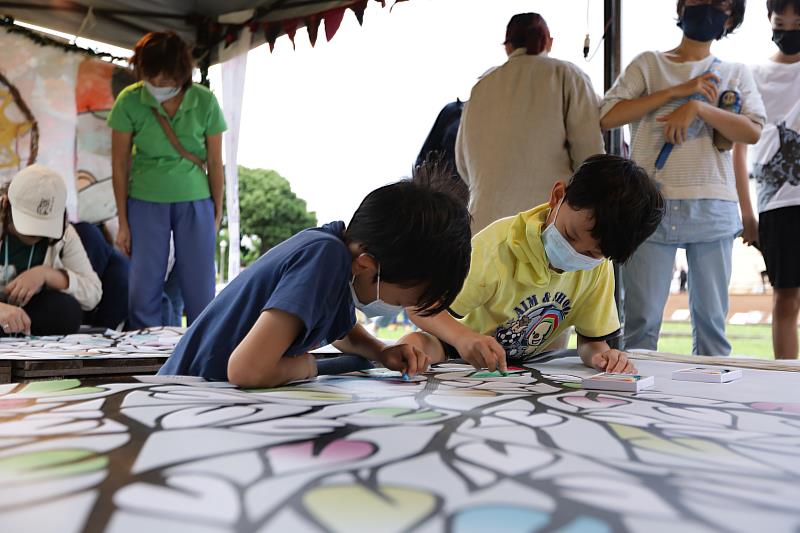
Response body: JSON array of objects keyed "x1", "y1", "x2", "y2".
[
  {"x1": 671, "y1": 72, "x2": 720, "y2": 102},
  {"x1": 741, "y1": 214, "x2": 759, "y2": 247},
  {"x1": 379, "y1": 344, "x2": 431, "y2": 377},
  {"x1": 589, "y1": 349, "x2": 636, "y2": 374},
  {"x1": 455, "y1": 333, "x2": 508, "y2": 373},
  {"x1": 657, "y1": 101, "x2": 700, "y2": 145}
]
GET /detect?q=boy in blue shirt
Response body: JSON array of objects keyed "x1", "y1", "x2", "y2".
[{"x1": 159, "y1": 164, "x2": 472, "y2": 387}]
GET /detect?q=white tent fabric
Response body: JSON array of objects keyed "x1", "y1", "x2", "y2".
[{"x1": 218, "y1": 10, "x2": 254, "y2": 282}]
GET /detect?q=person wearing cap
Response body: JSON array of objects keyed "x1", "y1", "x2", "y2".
[
  {"x1": 455, "y1": 12, "x2": 605, "y2": 234},
  {"x1": 108, "y1": 31, "x2": 226, "y2": 329},
  {"x1": 0, "y1": 165, "x2": 101, "y2": 335}
]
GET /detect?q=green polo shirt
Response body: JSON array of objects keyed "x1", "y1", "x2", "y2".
[{"x1": 107, "y1": 82, "x2": 227, "y2": 203}]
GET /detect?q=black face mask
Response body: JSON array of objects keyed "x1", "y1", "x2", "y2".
[
  {"x1": 773, "y1": 29, "x2": 800, "y2": 55},
  {"x1": 678, "y1": 5, "x2": 729, "y2": 42}
]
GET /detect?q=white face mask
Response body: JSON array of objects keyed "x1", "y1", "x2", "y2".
[
  {"x1": 144, "y1": 81, "x2": 180, "y2": 103},
  {"x1": 541, "y1": 199, "x2": 603, "y2": 272},
  {"x1": 350, "y1": 261, "x2": 405, "y2": 319}
]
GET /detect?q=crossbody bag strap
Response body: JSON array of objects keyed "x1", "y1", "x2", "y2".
[{"x1": 150, "y1": 108, "x2": 207, "y2": 173}]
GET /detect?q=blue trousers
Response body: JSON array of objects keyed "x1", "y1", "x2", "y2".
[
  {"x1": 74, "y1": 222, "x2": 130, "y2": 329},
  {"x1": 161, "y1": 267, "x2": 185, "y2": 327},
  {"x1": 127, "y1": 198, "x2": 216, "y2": 329},
  {"x1": 621, "y1": 237, "x2": 734, "y2": 356}
]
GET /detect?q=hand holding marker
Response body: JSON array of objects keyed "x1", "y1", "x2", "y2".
[{"x1": 655, "y1": 58, "x2": 722, "y2": 170}]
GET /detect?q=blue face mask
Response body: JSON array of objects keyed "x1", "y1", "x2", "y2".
[
  {"x1": 678, "y1": 4, "x2": 729, "y2": 42},
  {"x1": 350, "y1": 262, "x2": 405, "y2": 319},
  {"x1": 541, "y1": 200, "x2": 603, "y2": 272}
]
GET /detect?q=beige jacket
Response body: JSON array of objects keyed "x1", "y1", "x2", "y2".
[
  {"x1": 3, "y1": 224, "x2": 102, "y2": 311},
  {"x1": 456, "y1": 49, "x2": 605, "y2": 233}
]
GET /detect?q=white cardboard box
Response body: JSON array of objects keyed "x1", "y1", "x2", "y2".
[
  {"x1": 672, "y1": 367, "x2": 742, "y2": 383},
  {"x1": 582, "y1": 373, "x2": 655, "y2": 392}
]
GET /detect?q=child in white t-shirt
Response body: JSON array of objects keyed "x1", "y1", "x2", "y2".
[{"x1": 734, "y1": 0, "x2": 800, "y2": 359}]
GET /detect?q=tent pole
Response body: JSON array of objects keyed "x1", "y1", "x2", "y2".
[
  {"x1": 603, "y1": 0, "x2": 622, "y2": 156},
  {"x1": 604, "y1": 0, "x2": 625, "y2": 350}
]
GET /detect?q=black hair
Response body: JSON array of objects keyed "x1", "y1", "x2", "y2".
[
  {"x1": 564, "y1": 155, "x2": 665, "y2": 264},
  {"x1": 767, "y1": 0, "x2": 800, "y2": 16},
  {"x1": 413, "y1": 153, "x2": 470, "y2": 208},
  {"x1": 677, "y1": 0, "x2": 747, "y2": 38},
  {"x1": 345, "y1": 161, "x2": 472, "y2": 316}
]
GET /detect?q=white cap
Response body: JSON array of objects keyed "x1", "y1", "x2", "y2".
[{"x1": 8, "y1": 164, "x2": 67, "y2": 239}]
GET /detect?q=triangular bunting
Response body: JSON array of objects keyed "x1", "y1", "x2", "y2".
[
  {"x1": 264, "y1": 21, "x2": 282, "y2": 52},
  {"x1": 283, "y1": 18, "x2": 298, "y2": 49},
  {"x1": 390, "y1": 0, "x2": 409, "y2": 12},
  {"x1": 306, "y1": 14, "x2": 321, "y2": 47},
  {"x1": 350, "y1": 0, "x2": 369, "y2": 25},
  {"x1": 323, "y1": 7, "x2": 347, "y2": 41}
]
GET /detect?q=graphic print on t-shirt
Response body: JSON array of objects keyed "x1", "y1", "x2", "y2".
[
  {"x1": 495, "y1": 291, "x2": 572, "y2": 358},
  {"x1": 753, "y1": 122, "x2": 800, "y2": 204}
]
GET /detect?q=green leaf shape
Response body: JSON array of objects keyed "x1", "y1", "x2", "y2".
[
  {"x1": 245, "y1": 387, "x2": 351, "y2": 402},
  {"x1": 362, "y1": 407, "x2": 444, "y2": 421},
  {"x1": 0, "y1": 449, "x2": 108, "y2": 479},
  {"x1": 17, "y1": 379, "x2": 104, "y2": 397}
]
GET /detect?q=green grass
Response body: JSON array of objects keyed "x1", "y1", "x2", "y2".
[
  {"x1": 655, "y1": 322, "x2": 775, "y2": 359},
  {"x1": 377, "y1": 321, "x2": 777, "y2": 359},
  {"x1": 566, "y1": 322, "x2": 773, "y2": 358}
]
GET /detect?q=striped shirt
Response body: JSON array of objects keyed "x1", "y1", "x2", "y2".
[{"x1": 601, "y1": 51, "x2": 766, "y2": 202}]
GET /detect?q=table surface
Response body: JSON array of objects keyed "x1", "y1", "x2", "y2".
[{"x1": 0, "y1": 357, "x2": 798, "y2": 533}]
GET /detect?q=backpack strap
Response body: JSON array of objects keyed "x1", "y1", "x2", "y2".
[{"x1": 150, "y1": 108, "x2": 207, "y2": 173}]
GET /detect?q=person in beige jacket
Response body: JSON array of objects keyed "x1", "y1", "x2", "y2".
[
  {"x1": 0, "y1": 165, "x2": 101, "y2": 335},
  {"x1": 456, "y1": 12, "x2": 605, "y2": 234}
]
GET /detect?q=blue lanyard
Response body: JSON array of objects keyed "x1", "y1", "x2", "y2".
[{"x1": 3, "y1": 237, "x2": 36, "y2": 287}]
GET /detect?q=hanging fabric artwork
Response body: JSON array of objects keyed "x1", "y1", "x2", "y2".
[
  {"x1": 74, "y1": 58, "x2": 135, "y2": 224},
  {"x1": 0, "y1": 30, "x2": 80, "y2": 214}
]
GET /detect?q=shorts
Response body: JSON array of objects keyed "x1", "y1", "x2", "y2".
[{"x1": 759, "y1": 206, "x2": 800, "y2": 289}]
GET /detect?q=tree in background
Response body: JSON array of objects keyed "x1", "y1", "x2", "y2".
[{"x1": 218, "y1": 166, "x2": 316, "y2": 273}]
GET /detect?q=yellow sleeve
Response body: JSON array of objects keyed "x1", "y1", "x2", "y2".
[
  {"x1": 449, "y1": 231, "x2": 498, "y2": 318},
  {"x1": 572, "y1": 260, "x2": 621, "y2": 339}
]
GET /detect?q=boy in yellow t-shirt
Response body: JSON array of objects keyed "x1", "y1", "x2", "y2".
[{"x1": 405, "y1": 155, "x2": 665, "y2": 373}]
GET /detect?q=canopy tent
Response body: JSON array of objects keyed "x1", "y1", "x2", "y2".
[
  {"x1": 0, "y1": 0, "x2": 623, "y2": 280},
  {"x1": 0, "y1": 0, "x2": 398, "y2": 77},
  {"x1": 1, "y1": 0, "x2": 411, "y2": 278}
]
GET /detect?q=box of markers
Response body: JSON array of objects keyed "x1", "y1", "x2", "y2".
[
  {"x1": 672, "y1": 367, "x2": 742, "y2": 383},
  {"x1": 582, "y1": 373, "x2": 654, "y2": 392}
]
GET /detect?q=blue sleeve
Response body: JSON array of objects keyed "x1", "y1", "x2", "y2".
[{"x1": 262, "y1": 239, "x2": 350, "y2": 346}]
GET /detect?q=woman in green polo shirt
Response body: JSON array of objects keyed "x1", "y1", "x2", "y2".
[{"x1": 108, "y1": 31, "x2": 226, "y2": 328}]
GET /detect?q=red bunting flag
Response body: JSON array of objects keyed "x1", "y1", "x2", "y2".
[
  {"x1": 390, "y1": 0, "x2": 408, "y2": 11},
  {"x1": 263, "y1": 21, "x2": 282, "y2": 52},
  {"x1": 350, "y1": 0, "x2": 368, "y2": 25},
  {"x1": 306, "y1": 14, "x2": 321, "y2": 47},
  {"x1": 283, "y1": 18, "x2": 298, "y2": 48},
  {"x1": 323, "y1": 7, "x2": 346, "y2": 42}
]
